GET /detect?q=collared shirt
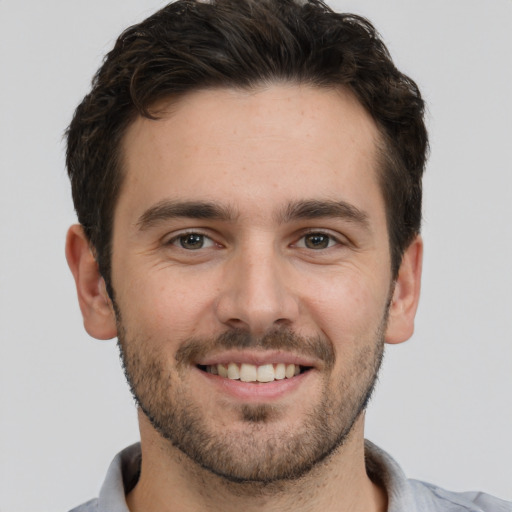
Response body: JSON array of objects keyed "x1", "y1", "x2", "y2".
[{"x1": 70, "y1": 441, "x2": 511, "y2": 511}]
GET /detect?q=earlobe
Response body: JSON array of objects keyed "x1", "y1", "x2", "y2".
[
  {"x1": 65, "y1": 224, "x2": 117, "y2": 340},
  {"x1": 385, "y1": 235, "x2": 423, "y2": 345}
]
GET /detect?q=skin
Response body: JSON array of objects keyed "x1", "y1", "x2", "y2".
[{"x1": 66, "y1": 85, "x2": 422, "y2": 512}]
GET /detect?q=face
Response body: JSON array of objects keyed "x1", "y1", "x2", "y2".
[{"x1": 110, "y1": 85, "x2": 396, "y2": 482}]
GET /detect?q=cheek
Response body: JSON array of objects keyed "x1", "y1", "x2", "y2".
[
  {"x1": 304, "y1": 271, "x2": 389, "y2": 349},
  {"x1": 115, "y1": 269, "x2": 219, "y2": 342}
]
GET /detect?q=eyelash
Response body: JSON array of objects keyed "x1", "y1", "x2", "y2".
[
  {"x1": 293, "y1": 230, "x2": 343, "y2": 250},
  {"x1": 166, "y1": 231, "x2": 217, "y2": 250},
  {"x1": 165, "y1": 230, "x2": 344, "y2": 251}
]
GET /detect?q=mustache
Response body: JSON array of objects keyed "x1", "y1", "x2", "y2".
[{"x1": 175, "y1": 328, "x2": 335, "y2": 369}]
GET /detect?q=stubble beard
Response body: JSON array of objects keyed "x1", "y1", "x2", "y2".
[{"x1": 116, "y1": 314, "x2": 386, "y2": 484}]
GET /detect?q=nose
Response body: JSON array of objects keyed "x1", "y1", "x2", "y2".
[{"x1": 214, "y1": 242, "x2": 300, "y2": 334}]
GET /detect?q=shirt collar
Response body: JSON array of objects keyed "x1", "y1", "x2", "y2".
[
  {"x1": 97, "y1": 440, "x2": 418, "y2": 511},
  {"x1": 98, "y1": 443, "x2": 141, "y2": 512},
  {"x1": 364, "y1": 440, "x2": 418, "y2": 512}
]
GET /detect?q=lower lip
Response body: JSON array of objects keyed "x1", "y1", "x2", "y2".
[{"x1": 195, "y1": 367, "x2": 312, "y2": 402}]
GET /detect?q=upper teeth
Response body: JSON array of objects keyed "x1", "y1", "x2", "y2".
[{"x1": 206, "y1": 363, "x2": 301, "y2": 382}]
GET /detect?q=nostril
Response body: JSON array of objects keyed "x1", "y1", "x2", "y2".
[{"x1": 224, "y1": 318, "x2": 247, "y2": 330}]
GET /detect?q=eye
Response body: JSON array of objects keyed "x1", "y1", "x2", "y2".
[
  {"x1": 170, "y1": 232, "x2": 216, "y2": 250},
  {"x1": 297, "y1": 232, "x2": 339, "y2": 250}
]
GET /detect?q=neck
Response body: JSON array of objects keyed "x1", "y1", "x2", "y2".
[{"x1": 126, "y1": 413, "x2": 387, "y2": 512}]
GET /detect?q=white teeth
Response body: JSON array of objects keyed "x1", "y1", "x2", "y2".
[
  {"x1": 257, "y1": 364, "x2": 275, "y2": 383},
  {"x1": 275, "y1": 363, "x2": 286, "y2": 380},
  {"x1": 285, "y1": 364, "x2": 296, "y2": 379},
  {"x1": 227, "y1": 363, "x2": 240, "y2": 380},
  {"x1": 206, "y1": 362, "x2": 304, "y2": 382},
  {"x1": 240, "y1": 363, "x2": 257, "y2": 382}
]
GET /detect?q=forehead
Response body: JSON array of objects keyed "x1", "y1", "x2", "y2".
[{"x1": 117, "y1": 85, "x2": 384, "y2": 226}]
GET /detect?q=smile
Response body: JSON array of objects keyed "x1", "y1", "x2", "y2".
[{"x1": 197, "y1": 363, "x2": 311, "y2": 383}]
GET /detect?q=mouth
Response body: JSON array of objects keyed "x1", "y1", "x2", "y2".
[{"x1": 197, "y1": 362, "x2": 313, "y2": 383}]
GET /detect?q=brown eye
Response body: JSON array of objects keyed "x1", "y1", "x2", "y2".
[
  {"x1": 178, "y1": 233, "x2": 207, "y2": 250},
  {"x1": 303, "y1": 233, "x2": 333, "y2": 249}
]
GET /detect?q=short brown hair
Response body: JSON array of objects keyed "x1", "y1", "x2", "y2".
[{"x1": 66, "y1": 0, "x2": 428, "y2": 295}]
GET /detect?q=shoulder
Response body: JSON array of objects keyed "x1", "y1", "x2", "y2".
[
  {"x1": 410, "y1": 480, "x2": 512, "y2": 512},
  {"x1": 364, "y1": 440, "x2": 511, "y2": 512},
  {"x1": 68, "y1": 498, "x2": 99, "y2": 512},
  {"x1": 66, "y1": 443, "x2": 140, "y2": 512}
]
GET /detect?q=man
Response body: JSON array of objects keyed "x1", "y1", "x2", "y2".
[{"x1": 64, "y1": 0, "x2": 511, "y2": 511}]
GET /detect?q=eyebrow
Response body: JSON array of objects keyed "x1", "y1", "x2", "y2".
[
  {"x1": 136, "y1": 198, "x2": 370, "y2": 231},
  {"x1": 137, "y1": 200, "x2": 238, "y2": 230},
  {"x1": 279, "y1": 199, "x2": 370, "y2": 228}
]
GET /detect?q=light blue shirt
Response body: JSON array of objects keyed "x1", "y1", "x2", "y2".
[{"x1": 70, "y1": 441, "x2": 511, "y2": 511}]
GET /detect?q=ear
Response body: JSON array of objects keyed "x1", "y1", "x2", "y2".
[
  {"x1": 385, "y1": 235, "x2": 423, "y2": 345},
  {"x1": 65, "y1": 224, "x2": 117, "y2": 340}
]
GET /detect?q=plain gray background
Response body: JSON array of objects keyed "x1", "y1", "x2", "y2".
[{"x1": 0, "y1": 1, "x2": 511, "y2": 510}]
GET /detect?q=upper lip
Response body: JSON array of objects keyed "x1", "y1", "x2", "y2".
[{"x1": 195, "y1": 350, "x2": 319, "y2": 368}]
